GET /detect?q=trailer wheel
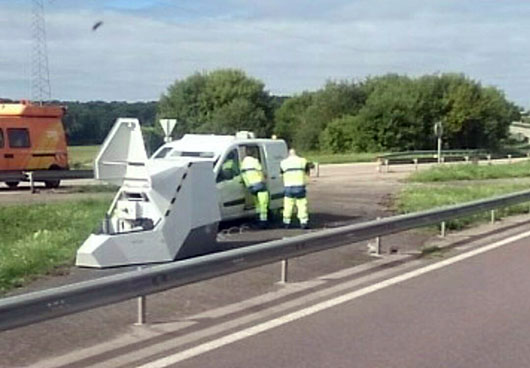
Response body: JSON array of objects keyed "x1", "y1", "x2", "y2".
[{"x1": 5, "y1": 181, "x2": 19, "y2": 189}]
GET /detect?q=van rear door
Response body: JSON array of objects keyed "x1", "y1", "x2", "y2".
[{"x1": 263, "y1": 141, "x2": 288, "y2": 209}]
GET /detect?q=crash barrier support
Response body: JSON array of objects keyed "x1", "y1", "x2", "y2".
[{"x1": 3, "y1": 189, "x2": 530, "y2": 331}]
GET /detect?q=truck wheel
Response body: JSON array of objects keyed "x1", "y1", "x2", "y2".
[
  {"x1": 44, "y1": 179, "x2": 61, "y2": 189},
  {"x1": 45, "y1": 166, "x2": 62, "y2": 188},
  {"x1": 5, "y1": 181, "x2": 19, "y2": 189}
]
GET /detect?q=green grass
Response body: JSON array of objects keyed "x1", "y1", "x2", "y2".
[
  {"x1": 407, "y1": 160, "x2": 530, "y2": 182},
  {"x1": 396, "y1": 183, "x2": 530, "y2": 229},
  {"x1": 302, "y1": 151, "x2": 382, "y2": 164},
  {"x1": 0, "y1": 199, "x2": 109, "y2": 294},
  {"x1": 68, "y1": 145, "x2": 100, "y2": 169}
]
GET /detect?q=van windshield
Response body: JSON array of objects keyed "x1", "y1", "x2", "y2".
[{"x1": 153, "y1": 147, "x2": 172, "y2": 159}]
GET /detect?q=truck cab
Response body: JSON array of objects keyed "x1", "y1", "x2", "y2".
[{"x1": 0, "y1": 101, "x2": 68, "y2": 188}]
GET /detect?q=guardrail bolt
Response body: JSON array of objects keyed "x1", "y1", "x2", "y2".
[
  {"x1": 440, "y1": 221, "x2": 446, "y2": 237},
  {"x1": 280, "y1": 259, "x2": 289, "y2": 284}
]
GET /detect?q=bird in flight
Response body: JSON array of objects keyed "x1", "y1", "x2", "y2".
[{"x1": 92, "y1": 21, "x2": 103, "y2": 31}]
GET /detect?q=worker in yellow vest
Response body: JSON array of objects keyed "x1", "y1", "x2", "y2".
[
  {"x1": 280, "y1": 148, "x2": 310, "y2": 229},
  {"x1": 241, "y1": 147, "x2": 269, "y2": 228}
]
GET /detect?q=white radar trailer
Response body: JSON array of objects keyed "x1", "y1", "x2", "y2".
[{"x1": 75, "y1": 118, "x2": 288, "y2": 268}]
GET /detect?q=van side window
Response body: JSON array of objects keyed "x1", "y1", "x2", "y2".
[
  {"x1": 7, "y1": 128, "x2": 31, "y2": 148},
  {"x1": 217, "y1": 149, "x2": 240, "y2": 183},
  {"x1": 0, "y1": 129, "x2": 3, "y2": 148},
  {"x1": 239, "y1": 144, "x2": 263, "y2": 165}
]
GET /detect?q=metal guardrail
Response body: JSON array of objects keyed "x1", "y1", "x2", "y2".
[
  {"x1": 0, "y1": 170, "x2": 94, "y2": 182},
  {"x1": 378, "y1": 152, "x2": 529, "y2": 172},
  {"x1": 2, "y1": 189, "x2": 530, "y2": 331},
  {"x1": 377, "y1": 149, "x2": 487, "y2": 160}
]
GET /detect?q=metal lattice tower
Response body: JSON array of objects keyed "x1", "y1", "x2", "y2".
[{"x1": 31, "y1": 0, "x2": 51, "y2": 102}]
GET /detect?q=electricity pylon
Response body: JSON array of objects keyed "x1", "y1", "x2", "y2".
[{"x1": 31, "y1": 0, "x2": 51, "y2": 103}]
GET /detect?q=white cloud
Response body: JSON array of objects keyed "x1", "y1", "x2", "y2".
[{"x1": 1, "y1": 1, "x2": 529, "y2": 108}]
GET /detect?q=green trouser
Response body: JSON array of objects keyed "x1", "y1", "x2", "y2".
[
  {"x1": 283, "y1": 196, "x2": 308, "y2": 225},
  {"x1": 255, "y1": 191, "x2": 269, "y2": 221}
]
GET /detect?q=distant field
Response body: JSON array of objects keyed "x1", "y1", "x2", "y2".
[
  {"x1": 301, "y1": 151, "x2": 381, "y2": 164},
  {"x1": 68, "y1": 145, "x2": 99, "y2": 169}
]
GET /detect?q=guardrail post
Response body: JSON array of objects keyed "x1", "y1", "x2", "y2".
[
  {"x1": 490, "y1": 210, "x2": 495, "y2": 224},
  {"x1": 487, "y1": 154, "x2": 492, "y2": 165},
  {"x1": 280, "y1": 259, "x2": 289, "y2": 284},
  {"x1": 377, "y1": 160, "x2": 382, "y2": 173},
  {"x1": 440, "y1": 157, "x2": 445, "y2": 164},
  {"x1": 384, "y1": 159, "x2": 389, "y2": 173},
  {"x1": 315, "y1": 162, "x2": 320, "y2": 177},
  {"x1": 413, "y1": 158, "x2": 418, "y2": 171},
  {"x1": 28, "y1": 172, "x2": 35, "y2": 194},
  {"x1": 440, "y1": 221, "x2": 446, "y2": 237},
  {"x1": 375, "y1": 217, "x2": 381, "y2": 255},
  {"x1": 508, "y1": 154, "x2": 512, "y2": 163},
  {"x1": 464, "y1": 156, "x2": 469, "y2": 163},
  {"x1": 135, "y1": 266, "x2": 146, "y2": 325}
]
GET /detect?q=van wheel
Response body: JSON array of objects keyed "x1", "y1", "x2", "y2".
[{"x1": 5, "y1": 181, "x2": 19, "y2": 189}]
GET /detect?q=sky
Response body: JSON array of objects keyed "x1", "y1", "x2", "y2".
[{"x1": 1, "y1": 0, "x2": 530, "y2": 107}]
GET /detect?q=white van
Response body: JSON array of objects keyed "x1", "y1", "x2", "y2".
[{"x1": 151, "y1": 131, "x2": 288, "y2": 221}]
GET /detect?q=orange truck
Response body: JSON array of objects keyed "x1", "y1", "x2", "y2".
[{"x1": 0, "y1": 100, "x2": 69, "y2": 188}]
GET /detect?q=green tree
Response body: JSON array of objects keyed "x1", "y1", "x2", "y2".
[{"x1": 158, "y1": 69, "x2": 274, "y2": 138}]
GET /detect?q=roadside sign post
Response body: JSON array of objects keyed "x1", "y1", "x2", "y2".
[
  {"x1": 159, "y1": 119, "x2": 177, "y2": 143},
  {"x1": 434, "y1": 121, "x2": 443, "y2": 164}
]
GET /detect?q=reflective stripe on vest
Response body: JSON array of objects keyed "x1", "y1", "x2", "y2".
[
  {"x1": 241, "y1": 156, "x2": 264, "y2": 187},
  {"x1": 280, "y1": 156, "x2": 307, "y2": 187}
]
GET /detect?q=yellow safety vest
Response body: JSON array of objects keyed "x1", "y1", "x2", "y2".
[
  {"x1": 241, "y1": 156, "x2": 264, "y2": 187},
  {"x1": 280, "y1": 155, "x2": 307, "y2": 187}
]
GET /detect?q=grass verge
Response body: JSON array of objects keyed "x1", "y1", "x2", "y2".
[
  {"x1": 407, "y1": 160, "x2": 530, "y2": 182},
  {"x1": 302, "y1": 151, "x2": 382, "y2": 164},
  {"x1": 396, "y1": 183, "x2": 530, "y2": 230},
  {"x1": 68, "y1": 145, "x2": 100, "y2": 169},
  {"x1": 0, "y1": 199, "x2": 109, "y2": 294}
]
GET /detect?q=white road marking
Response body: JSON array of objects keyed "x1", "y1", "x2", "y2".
[{"x1": 138, "y1": 230, "x2": 530, "y2": 368}]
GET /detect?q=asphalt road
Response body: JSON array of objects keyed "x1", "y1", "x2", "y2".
[
  {"x1": 1, "y1": 161, "x2": 526, "y2": 367},
  {"x1": 144, "y1": 229, "x2": 530, "y2": 368}
]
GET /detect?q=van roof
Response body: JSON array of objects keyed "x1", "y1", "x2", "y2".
[
  {"x1": 163, "y1": 133, "x2": 284, "y2": 158},
  {"x1": 0, "y1": 102, "x2": 64, "y2": 118}
]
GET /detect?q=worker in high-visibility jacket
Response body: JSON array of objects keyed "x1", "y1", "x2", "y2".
[
  {"x1": 241, "y1": 147, "x2": 269, "y2": 227},
  {"x1": 280, "y1": 148, "x2": 310, "y2": 229}
]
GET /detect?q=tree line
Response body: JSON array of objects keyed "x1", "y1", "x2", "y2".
[{"x1": 3, "y1": 68, "x2": 521, "y2": 153}]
